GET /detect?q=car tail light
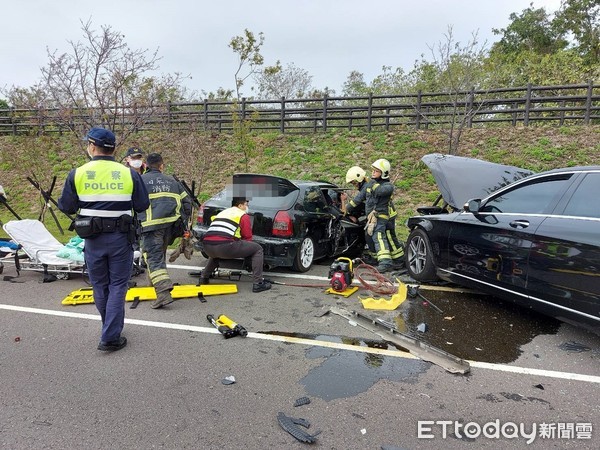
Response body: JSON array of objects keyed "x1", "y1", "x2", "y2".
[
  {"x1": 273, "y1": 211, "x2": 293, "y2": 237},
  {"x1": 197, "y1": 204, "x2": 205, "y2": 225}
]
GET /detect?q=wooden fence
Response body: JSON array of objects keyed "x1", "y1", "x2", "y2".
[{"x1": 0, "y1": 82, "x2": 598, "y2": 136}]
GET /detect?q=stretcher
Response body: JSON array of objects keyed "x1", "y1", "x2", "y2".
[
  {"x1": 62, "y1": 284, "x2": 238, "y2": 305},
  {"x1": 1, "y1": 219, "x2": 86, "y2": 281}
]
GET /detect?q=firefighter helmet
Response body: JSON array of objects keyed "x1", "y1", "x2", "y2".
[
  {"x1": 371, "y1": 159, "x2": 391, "y2": 179},
  {"x1": 345, "y1": 166, "x2": 366, "y2": 183}
]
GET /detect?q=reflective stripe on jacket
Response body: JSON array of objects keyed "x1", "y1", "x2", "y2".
[
  {"x1": 74, "y1": 159, "x2": 134, "y2": 217},
  {"x1": 205, "y1": 206, "x2": 246, "y2": 239},
  {"x1": 139, "y1": 169, "x2": 192, "y2": 231}
]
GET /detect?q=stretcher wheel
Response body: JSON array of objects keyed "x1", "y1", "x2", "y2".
[
  {"x1": 56, "y1": 272, "x2": 70, "y2": 280},
  {"x1": 0, "y1": 262, "x2": 3, "y2": 274}
]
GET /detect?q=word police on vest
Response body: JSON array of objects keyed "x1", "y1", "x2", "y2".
[{"x1": 84, "y1": 182, "x2": 125, "y2": 190}]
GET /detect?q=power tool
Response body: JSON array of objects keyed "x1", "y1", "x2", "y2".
[
  {"x1": 328, "y1": 257, "x2": 354, "y2": 292},
  {"x1": 206, "y1": 314, "x2": 248, "y2": 338}
]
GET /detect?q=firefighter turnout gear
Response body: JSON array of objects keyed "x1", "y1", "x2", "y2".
[
  {"x1": 371, "y1": 159, "x2": 391, "y2": 179},
  {"x1": 346, "y1": 162, "x2": 403, "y2": 271},
  {"x1": 345, "y1": 166, "x2": 367, "y2": 184},
  {"x1": 58, "y1": 144, "x2": 150, "y2": 348},
  {"x1": 139, "y1": 162, "x2": 193, "y2": 309}
]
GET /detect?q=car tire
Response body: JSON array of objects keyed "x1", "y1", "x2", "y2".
[
  {"x1": 292, "y1": 236, "x2": 315, "y2": 272},
  {"x1": 405, "y1": 228, "x2": 438, "y2": 281}
]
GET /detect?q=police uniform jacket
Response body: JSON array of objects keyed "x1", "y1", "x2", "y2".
[
  {"x1": 138, "y1": 168, "x2": 192, "y2": 232},
  {"x1": 58, "y1": 156, "x2": 149, "y2": 219},
  {"x1": 347, "y1": 178, "x2": 394, "y2": 219}
]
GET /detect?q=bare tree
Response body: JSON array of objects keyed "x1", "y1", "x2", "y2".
[
  {"x1": 415, "y1": 27, "x2": 488, "y2": 155},
  {"x1": 7, "y1": 19, "x2": 188, "y2": 149},
  {"x1": 254, "y1": 61, "x2": 313, "y2": 100}
]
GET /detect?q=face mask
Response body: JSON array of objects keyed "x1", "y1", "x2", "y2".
[{"x1": 130, "y1": 159, "x2": 143, "y2": 169}]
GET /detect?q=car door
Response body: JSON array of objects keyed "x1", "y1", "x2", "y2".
[
  {"x1": 445, "y1": 174, "x2": 573, "y2": 297},
  {"x1": 301, "y1": 186, "x2": 334, "y2": 259},
  {"x1": 527, "y1": 171, "x2": 600, "y2": 328}
]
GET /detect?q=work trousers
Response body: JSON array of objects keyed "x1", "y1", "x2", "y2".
[
  {"x1": 141, "y1": 226, "x2": 176, "y2": 293},
  {"x1": 203, "y1": 240, "x2": 264, "y2": 283},
  {"x1": 365, "y1": 217, "x2": 404, "y2": 263},
  {"x1": 84, "y1": 232, "x2": 133, "y2": 343}
]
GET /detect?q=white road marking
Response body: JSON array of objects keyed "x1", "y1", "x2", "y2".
[{"x1": 2, "y1": 303, "x2": 599, "y2": 384}]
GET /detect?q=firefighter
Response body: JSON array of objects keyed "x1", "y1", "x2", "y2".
[
  {"x1": 139, "y1": 153, "x2": 192, "y2": 309},
  {"x1": 58, "y1": 127, "x2": 149, "y2": 351},
  {"x1": 201, "y1": 197, "x2": 272, "y2": 293},
  {"x1": 346, "y1": 159, "x2": 403, "y2": 272},
  {"x1": 344, "y1": 166, "x2": 368, "y2": 221}
]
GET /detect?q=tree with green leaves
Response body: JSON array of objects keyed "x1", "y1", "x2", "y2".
[
  {"x1": 228, "y1": 29, "x2": 265, "y2": 101},
  {"x1": 554, "y1": 0, "x2": 600, "y2": 66},
  {"x1": 491, "y1": 4, "x2": 567, "y2": 55}
]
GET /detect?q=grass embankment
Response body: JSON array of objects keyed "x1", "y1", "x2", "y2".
[{"x1": 1, "y1": 126, "x2": 599, "y2": 243}]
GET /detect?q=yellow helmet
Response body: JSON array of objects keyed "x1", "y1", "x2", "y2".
[
  {"x1": 345, "y1": 166, "x2": 366, "y2": 183},
  {"x1": 371, "y1": 159, "x2": 391, "y2": 179}
]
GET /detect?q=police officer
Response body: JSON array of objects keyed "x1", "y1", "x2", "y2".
[
  {"x1": 139, "y1": 153, "x2": 192, "y2": 309},
  {"x1": 346, "y1": 159, "x2": 403, "y2": 272},
  {"x1": 58, "y1": 127, "x2": 149, "y2": 352},
  {"x1": 201, "y1": 197, "x2": 271, "y2": 293}
]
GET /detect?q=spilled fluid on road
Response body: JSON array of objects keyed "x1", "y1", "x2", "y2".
[
  {"x1": 297, "y1": 335, "x2": 429, "y2": 401},
  {"x1": 265, "y1": 289, "x2": 560, "y2": 401},
  {"x1": 397, "y1": 289, "x2": 561, "y2": 363}
]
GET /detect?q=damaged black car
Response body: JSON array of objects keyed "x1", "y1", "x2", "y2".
[
  {"x1": 193, "y1": 174, "x2": 365, "y2": 272},
  {"x1": 405, "y1": 153, "x2": 600, "y2": 335}
]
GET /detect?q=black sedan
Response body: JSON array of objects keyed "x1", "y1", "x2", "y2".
[
  {"x1": 193, "y1": 174, "x2": 365, "y2": 272},
  {"x1": 405, "y1": 153, "x2": 600, "y2": 335}
]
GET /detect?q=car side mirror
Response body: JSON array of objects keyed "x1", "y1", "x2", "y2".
[{"x1": 464, "y1": 199, "x2": 481, "y2": 213}]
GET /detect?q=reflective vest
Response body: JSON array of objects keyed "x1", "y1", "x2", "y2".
[
  {"x1": 74, "y1": 160, "x2": 134, "y2": 218},
  {"x1": 206, "y1": 207, "x2": 246, "y2": 239},
  {"x1": 139, "y1": 170, "x2": 190, "y2": 231}
]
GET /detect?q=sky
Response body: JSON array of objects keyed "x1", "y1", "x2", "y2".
[{"x1": 1, "y1": 0, "x2": 563, "y2": 99}]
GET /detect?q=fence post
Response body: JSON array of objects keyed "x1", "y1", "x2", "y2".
[
  {"x1": 524, "y1": 83, "x2": 532, "y2": 126},
  {"x1": 467, "y1": 87, "x2": 475, "y2": 128},
  {"x1": 11, "y1": 106, "x2": 16, "y2": 135},
  {"x1": 322, "y1": 95, "x2": 328, "y2": 132},
  {"x1": 415, "y1": 90, "x2": 422, "y2": 130},
  {"x1": 585, "y1": 79, "x2": 593, "y2": 125},
  {"x1": 166, "y1": 101, "x2": 172, "y2": 132},
  {"x1": 367, "y1": 93, "x2": 373, "y2": 132},
  {"x1": 385, "y1": 108, "x2": 390, "y2": 131},
  {"x1": 241, "y1": 97, "x2": 246, "y2": 121},
  {"x1": 203, "y1": 99, "x2": 208, "y2": 131},
  {"x1": 280, "y1": 97, "x2": 286, "y2": 133}
]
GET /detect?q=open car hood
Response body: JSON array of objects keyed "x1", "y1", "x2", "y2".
[{"x1": 421, "y1": 153, "x2": 534, "y2": 210}]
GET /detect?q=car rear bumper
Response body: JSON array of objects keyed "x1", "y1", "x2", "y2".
[{"x1": 192, "y1": 226, "x2": 301, "y2": 269}]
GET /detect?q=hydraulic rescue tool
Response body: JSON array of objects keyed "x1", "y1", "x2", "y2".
[
  {"x1": 326, "y1": 257, "x2": 358, "y2": 297},
  {"x1": 206, "y1": 314, "x2": 248, "y2": 338}
]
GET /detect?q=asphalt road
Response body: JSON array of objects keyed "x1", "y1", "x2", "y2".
[{"x1": 1, "y1": 255, "x2": 599, "y2": 449}]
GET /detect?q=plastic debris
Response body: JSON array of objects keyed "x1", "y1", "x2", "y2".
[
  {"x1": 416, "y1": 323, "x2": 428, "y2": 333},
  {"x1": 558, "y1": 341, "x2": 591, "y2": 353},
  {"x1": 221, "y1": 375, "x2": 236, "y2": 385},
  {"x1": 361, "y1": 428, "x2": 367, "y2": 435},
  {"x1": 534, "y1": 384, "x2": 545, "y2": 390},
  {"x1": 293, "y1": 396, "x2": 311, "y2": 407},
  {"x1": 277, "y1": 412, "x2": 321, "y2": 443}
]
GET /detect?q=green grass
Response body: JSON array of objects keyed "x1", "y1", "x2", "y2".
[{"x1": 2, "y1": 126, "x2": 600, "y2": 242}]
